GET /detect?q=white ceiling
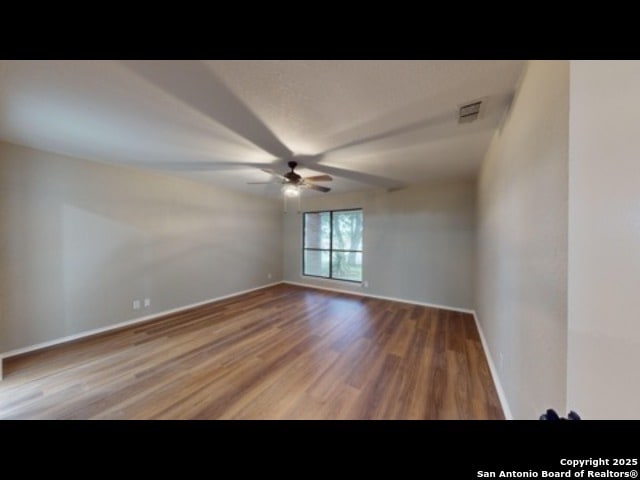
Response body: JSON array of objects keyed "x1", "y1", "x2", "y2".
[{"x1": 0, "y1": 60, "x2": 525, "y2": 196}]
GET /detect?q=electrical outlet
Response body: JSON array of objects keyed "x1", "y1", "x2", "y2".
[
  {"x1": 363, "y1": 280, "x2": 369, "y2": 288},
  {"x1": 267, "y1": 273, "x2": 272, "y2": 280},
  {"x1": 133, "y1": 300, "x2": 141, "y2": 310},
  {"x1": 144, "y1": 298, "x2": 151, "y2": 308}
]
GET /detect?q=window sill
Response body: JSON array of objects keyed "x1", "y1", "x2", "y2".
[{"x1": 300, "y1": 274, "x2": 363, "y2": 285}]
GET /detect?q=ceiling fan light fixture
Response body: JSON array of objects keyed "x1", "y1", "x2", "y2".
[{"x1": 282, "y1": 184, "x2": 300, "y2": 198}]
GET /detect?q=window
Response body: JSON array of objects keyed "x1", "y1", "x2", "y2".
[{"x1": 303, "y1": 209, "x2": 363, "y2": 282}]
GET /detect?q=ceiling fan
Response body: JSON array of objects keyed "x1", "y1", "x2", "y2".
[
  {"x1": 121, "y1": 61, "x2": 465, "y2": 194},
  {"x1": 247, "y1": 161, "x2": 332, "y2": 196}
]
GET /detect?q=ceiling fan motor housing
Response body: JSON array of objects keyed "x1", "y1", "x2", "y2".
[{"x1": 285, "y1": 161, "x2": 301, "y2": 183}]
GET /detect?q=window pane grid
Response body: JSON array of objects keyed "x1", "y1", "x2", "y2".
[
  {"x1": 303, "y1": 209, "x2": 363, "y2": 283},
  {"x1": 304, "y1": 248, "x2": 362, "y2": 252}
]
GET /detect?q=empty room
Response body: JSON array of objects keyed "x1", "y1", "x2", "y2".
[{"x1": 0, "y1": 60, "x2": 638, "y2": 420}]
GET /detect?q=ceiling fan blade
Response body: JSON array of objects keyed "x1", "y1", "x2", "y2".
[
  {"x1": 293, "y1": 153, "x2": 404, "y2": 189},
  {"x1": 129, "y1": 160, "x2": 270, "y2": 172},
  {"x1": 302, "y1": 183, "x2": 331, "y2": 193},
  {"x1": 305, "y1": 163, "x2": 404, "y2": 190},
  {"x1": 247, "y1": 182, "x2": 277, "y2": 184},
  {"x1": 322, "y1": 111, "x2": 452, "y2": 156},
  {"x1": 121, "y1": 60, "x2": 292, "y2": 159},
  {"x1": 304, "y1": 174, "x2": 333, "y2": 182},
  {"x1": 261, "y1": 168, "x2": 288, "y2": 181}
]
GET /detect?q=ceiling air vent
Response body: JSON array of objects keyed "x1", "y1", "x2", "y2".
[{"x1": 458, "y1": 100, "x2": 482, "y2": 124}]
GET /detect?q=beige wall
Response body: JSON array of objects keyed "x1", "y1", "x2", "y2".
[
  {"x1": 0, "y1": 141, "x2": 283, "y2": 353},
  {"x1": 567, "y1": 61, "x2": 640, "y2": 419},
  {"x1": 283, "y1": 180, "x2": 476, "y2": 310},
  {"x1": 476, "y1": 61, "x2": 569, "y2": 419}
]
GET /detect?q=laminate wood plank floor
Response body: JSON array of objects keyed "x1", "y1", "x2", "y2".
[{"x1": 0, "y1": 284, "x2": 504, "y2": 419}]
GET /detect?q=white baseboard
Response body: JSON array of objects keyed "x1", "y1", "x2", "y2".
[
  {"x1": 472, "y1": 312, "x2": 513, "y2": 420},
  {"x1": 0, "y1": 281, "x2": 283, "y2": 380},
  {"x1": 283, "y1": 280, "x2": 475, "y2": 314},
  {"x1": 287, "y1": 280, "x2": 511, "y2": 419},
  {"x1": 0, "y1": 279, "x2": 513, "y2": 420}
]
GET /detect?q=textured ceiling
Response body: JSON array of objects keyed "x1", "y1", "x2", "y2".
[{"x1": 0, "y1": 60, "x2": 525, "y2": 196}]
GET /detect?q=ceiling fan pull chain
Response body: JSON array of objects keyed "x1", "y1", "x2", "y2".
[{"x1": 297, "y1": 192, "x2": 301, "y2": 214}]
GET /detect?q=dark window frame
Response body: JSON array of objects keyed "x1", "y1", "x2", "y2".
[{"x1": 302, "y1": 208, "x2": 363, "y2": 283}]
